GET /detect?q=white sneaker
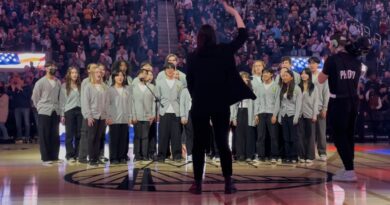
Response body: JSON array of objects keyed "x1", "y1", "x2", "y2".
[
  {"x1": 299, "y1": 159, "x2": 305, "y2": 163},
  {"x1": 319, "y1": 155, "x2": 327, "y2": 162},
  {"x1": 54, "y1": 159, "x2": 65, "y2": 164},
  {"x1": 332, "y1": 170, "x2": 357, "y2": 182},
  {"x1": 270, "y1": 158, "x2": 277, "y2": 163},
  {"x1": 187, "y1": 155, "x2": 193, "y2": 162},
  {"x1": 305, "y1": 159, "x2": 313, "y2": 164},
  {"x1": 42, "y1": 161, "x2": 53, "y2": 167}
]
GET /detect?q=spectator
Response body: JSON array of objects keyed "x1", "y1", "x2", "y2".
[
  {"x1": 0, "y1": 81, "x2": 9, "y2": 140},
  {"x1": 8, "y1": 74, "x2": 32, "y2": 141}
]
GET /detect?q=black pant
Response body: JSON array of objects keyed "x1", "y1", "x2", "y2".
[
  {"x1": 100, "y1": 127, "x2": 106, "y2": 157},
  {"x1": 158, "y1": 114, "x2": 181, "y2": 160},
  {"x1": 184, "y1": 114, "x2": 194, "y2": 156},
  {"x1": 38, "y1": 112, "x2": 60, "y2": 162},
  {"x1": 134, "y1": 121, "x2": 150, "y2": 159},
  {"x1": 207, "y1": 126, "x2": 219, "y2": 158},
  {"x1": 148, "y1": 122, "x2": 157, "y2": 157},
  {"x1": 328, "y1": 98, "x2": 357, "y2": 170},
  {"x1": 87, "y1": 119, "x2": 106, "y2": 162},
  {"x1": 78, "y1": 119, "x2": 89, "y2": 160},
  {"x1": 191, "y1": 107, "x2": 232, "y2": 181},
  {"x1": 256, "y1": 113, "x2": 279, "y2": 158},
  {"x1": 235, "y1": 108, "x2": 256, "y2": 160},
  {"x1": 109, "y1": 124, "x2": 129, "y2": 161},
  {"x1": 64, "y1": 107, "x2": 82, "y2": 159},
  {"x1": 297, "y1": 117, "x2": 315, "y2": 160},
  {"x1": 281, "y1": 115, "x2": 298, "y2": 160}
]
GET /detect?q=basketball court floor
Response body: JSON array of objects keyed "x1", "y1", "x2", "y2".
[{"x1": 1, "y1": 143, "x2": 390, "y2": 205}]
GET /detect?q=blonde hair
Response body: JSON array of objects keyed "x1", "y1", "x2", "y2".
[
  {"x1": 251, "y1": 60, "x2": 266, "y2": 75},
  {"x1": 86, "y1": 63, "x2": 98, "y2": 82},
  {"x1": 239, "y1": 71, "x2": 252, "y2": 90},
  {"x1": 239, "y1": 71, "x2": 250, "y2": 79},
  {"x1": 90, "y1": 66, "x2": 104, "y2": 85},
  {"x1": 165, "y1": 54, "x2": 178, "y2": 64}
]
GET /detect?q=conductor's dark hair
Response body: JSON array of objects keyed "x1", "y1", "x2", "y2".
[
  {"x1": 196, "y1": 24, "x2": 216, "y2": 53},
  {"x1": 112, "y1": 60, "x2": 131, "y2": 76}
]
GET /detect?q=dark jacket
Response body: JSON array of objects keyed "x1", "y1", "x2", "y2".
[
  {"x1": 8, "y1": 85, "x2": 32, "y2": 109},
  {"x1": 186, "y1": 28, "x2": 256, "y2": 113}
]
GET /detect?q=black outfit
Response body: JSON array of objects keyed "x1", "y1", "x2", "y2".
[
  {"x1": 64, "y1": 107, "x2": 83, "y2": 159},
  {"x1": 322, "y1": 51, "x2": 361, "y2": 171},
  {"x1": 148, "y1": 122, "x2": 157, "y2": 158},
  {"x1": 184, "y1": 114, "x2": 194, "y2": 156},
  {"x1": 256, "y1": 113, "x2": 279, "y2": 159},
  {"x1": 297, "y1": 118, "x2": 315, "y2": 160},
  {"x1": 186, "y1": 28, "x2": 256, "y2": 181},
  {"x1": 133, "y1": 121, "x2": 151, "y2": 160},
  {"x1": 235, "y1": 108, "x2": 256, "y2": 160},
  {"x1": 78, "y1": 119, "x2": 89, "y2": 161},
  {"x1": 109, "y1": 124, "x2": 129, "y2": 161},
  {"x1": 281, "y1": 116, "x2": 298, "y2": 161},
  {"x1": 38, "y1": 112, "x2": 60, "y2": 161},
  {"x1": 87, "y1": 119, "x2": 106, "y2": 163},
  {"x1": 157, "y1": 114, "x2": 182, "y2": 160}
]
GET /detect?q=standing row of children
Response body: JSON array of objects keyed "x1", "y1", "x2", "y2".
[
  {"x1": 31, "y1": 54, "x2": 329, "y2": 166},
  {"x1": 231, "y1": 56, "x2": 329, "y2": 164}
]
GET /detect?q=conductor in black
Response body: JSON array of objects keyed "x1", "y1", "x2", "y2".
[
  {"x1": 186, "y1": 1, "x2": 256, "y2": 194},
  {"x1": 318, "y1": 33, "x2": 365, "y2": 182}
]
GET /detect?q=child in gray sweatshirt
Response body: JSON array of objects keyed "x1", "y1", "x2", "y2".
[{"x1": 297, "y1": 68, "x2": 319, "y2": 163}]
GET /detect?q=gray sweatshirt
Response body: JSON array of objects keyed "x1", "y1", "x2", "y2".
[
  {"x1": 59, "y1": 84, "x2": 81, "y2": 116},
  {"x1": 180, "y1": 88, "x2": 192, "y2": 120},
  {"x1": 106, "y1": 86, "x2": 133, "y2": 124},
  {"x1": 275, "y1": 85, "x2": 302, "y2": 124},
  {"x1": 300, "y1": 86, "x2": 319, "y2": 119},
  {"x1": 80, "y1": 77, "x2": 91, "y2": 119},
  {"x1": 231, "y1": 99, "x2": 256, "y2": 127},
  {"x1": 156, "y1": 78, "x2": 183, "y2": 117},
  {"x1": 251, "y1": 75, "x2": 262, "y2": 94},
  {"x1": 132, "y1": 81, "x2": 156, "y2": 121},
  {"x1": 312, "y1": 73, "x2": 330, "y2": 112},
  {"x1": 31, "y1": 77, "x2": 61, "y2": 116},
  {"x1": 81, "y1": 83, "x2": 108, "y2": 119},
  {"x1": 254, "y1": 81, "x2": 280, "y2": 116},
  {"x1": 156, "y1": 70, "x2": 187, "y2": 87}
]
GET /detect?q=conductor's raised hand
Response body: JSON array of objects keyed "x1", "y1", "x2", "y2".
[{"x1": 219, "y1": 0, "x2": 238, "y2": 16}]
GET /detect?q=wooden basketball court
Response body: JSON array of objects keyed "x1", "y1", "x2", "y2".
[{"x1": 1, "y1": 143, "x2": 390, "y2": 205}]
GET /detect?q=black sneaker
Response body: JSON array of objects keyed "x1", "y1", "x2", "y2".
[
  {"x1": 100, "y1": 157, "x2": 109, "y2": 162},
  {"x1": 157, "y1": 157, "x2": 165, "y2": 163},
  {"x1": 188, "y1": 181, "x2": 202, "y2": 195},
  {"x1": 110, "y1": 160, "x2": 119, "y2": 165},
  {"x1": 225, "y1": 178, "x2": 237, "y2": 194},
  {"x1": 97, "y1": 160, "x2": 105, "y2": 165},
  {"x1": 78, "y1": 159, "x2": 88, "y2": 164},
  {"x1": 89, "y1": 161, "x2": 98, "y2": 167}
]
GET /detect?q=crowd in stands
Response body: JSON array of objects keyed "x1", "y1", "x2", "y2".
[
  {"x1": 0, "y1": 0, "x2": 161, "y2": 78},
  {"x1": 0, "y1": 0, "x2": 161, "y2": 142}
]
